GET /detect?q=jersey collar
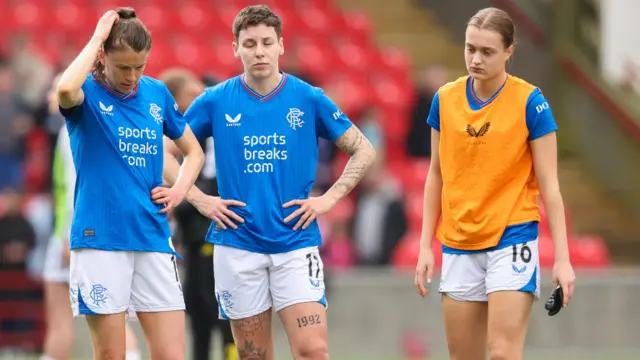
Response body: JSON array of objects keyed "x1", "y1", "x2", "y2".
[
  {"x1": 240, "y1": 71, "x2": 287, "y2": 102},
  {"x1": 100, "y1": 79, "x2": 139, "y2": 101}
]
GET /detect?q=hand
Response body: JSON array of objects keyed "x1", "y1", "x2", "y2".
[
  {"x1": 414, "y1": 246, "x2": 435, "y2": 297},
  {"x1": 151, "y1": 186, "x2": 186, "y2": 214},
  {"x1": 62, "y1": 241, "x2": 71, "y2": 266},
  {"x1": 283, "y1": 195, "x2": 335, "y2": 231},
  {"x1": 552, "y1": 260, "x2": 575, "y2": 307},
  {"x1": 193, "y1": 195, "x2": 246, "y2": 230},
  {"x1": 93, "y1": 10, "x2": 119, "y2": 43}
]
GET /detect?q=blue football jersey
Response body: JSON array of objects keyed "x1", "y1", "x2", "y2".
[
  {"x1": 60, "y1": 75, "x2": 186, "y2": 254},
  {"x1": 186, "y1": 72, "x2": 353, "y2": 254}
]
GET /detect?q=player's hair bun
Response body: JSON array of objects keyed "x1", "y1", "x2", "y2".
[{"x1": 116, "y1": 7, "x2": 137, "y2": 20}]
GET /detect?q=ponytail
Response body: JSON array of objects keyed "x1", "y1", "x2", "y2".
[{"x1": 92, "y1": 54, "x2": 105, "y2": 82}]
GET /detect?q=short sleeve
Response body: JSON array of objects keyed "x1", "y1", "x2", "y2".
[
  {"x1": 162, "y1": 86, "x2": 187, "y2": 140},
  {"x1": 526, "y1": 88, "x2": 558, "y2": 141},
  {"x1": 184, "y1": 90, "x2": 213, "y2": 140},
  {"x1": 314, "y1": 88, "x2": 353, "y2": 141},
  {"x1": 59, "y1": 80, "x2": 91, "y2": 121},
  {"x1": 426, "y1": 91, "x2": 441, "y2": 132}
]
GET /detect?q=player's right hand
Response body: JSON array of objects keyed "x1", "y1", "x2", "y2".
[
  {"x1": 193, "y1": 195, "x2": 246, "y2": 230},
  {"x1": 94, "y1": 10, "x2": 119, "y2": 43},
  {"x1": 414, "y1": 246, "x2": 435, "y2": 297},
  {"x1": 62, "y1": 240, "x2": 71, "y2": 266}
]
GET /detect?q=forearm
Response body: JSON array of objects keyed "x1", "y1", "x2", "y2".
[
  {"x1": 541, "y1": 188, "x2": 570, "y2": 262},
  {"x1": 324, "y1": 146, "x2": 376, "y2": 204},
  {"x1": 420, "y1": 172, "x2": 442, "y2": 249},
  {"x1": 173, "y1": 150, "x2": 204, "y2": 196},
  {"x1": 163, "y1": 151, "x2": 207, "y2": 203},
  {"x1": 58, "y1": 36, "x2": 102, "y2": 94}
]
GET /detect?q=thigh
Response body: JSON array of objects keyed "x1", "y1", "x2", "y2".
[
  {"x1": 69, "y1": 249, "x2": 134, "y2": 316},
  {"x1": 85, "y1": 313, "x2": 128, "y2": 359},
  {"x1": 278, "y1": 302, "x2": 329, "y2": 360},
  {"x1": 213, "y1": 245, "x2": 272, "y2": 320},
  {"x1": 439, "y1": 252, "x2": 488, "y2": 302},
  {"x1": 269, "y1": 247, "x2": 327, "y2": 313},
  {"x1": 131, "y1": 251, "x2": 185, "y2": 313},
  {"x1": 44, "y1": 281, "x2": 73, "y2": 328},
  {"x1": 486, "y1": 241, "x2": 539, "y2": 360},
  {"x1": 230, "y1": 309, "x2": 275, "y2": 360},
  {"x1": 442, "y1": 295, "x2": 488, "y2": 360},
  {"x1": 137, "y1": 310, "x2": 186, "y2": 360}
]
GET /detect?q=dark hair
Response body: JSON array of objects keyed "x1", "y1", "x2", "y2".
[
  {"x1": 467, "y1": 7, "x2": 516, "y2": 49},
  {"x1": 232, "y1": 5, "x2": 282, "y2": 40},
  {"x1": 93, "y1": 7, "x2": 152, "y2": 81}
]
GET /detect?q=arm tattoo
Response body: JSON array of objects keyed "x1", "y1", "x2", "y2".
[
  {"x1": 238, "y1": 339, "x2": 267, "y2": 360},
  {"x1": 330, "y1": 126, "x2": 376, "y2": 198}
]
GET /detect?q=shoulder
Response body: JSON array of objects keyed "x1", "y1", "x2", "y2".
[
  {"x1": 507, "y1": 75, "x2": 538, "y2": 97},
  {"x1": 206, "y1": 76, "x2": 240, "y2": 99},
  {"x1": 438, "y1": 76, "x2": 468, "y2": 97},
  {"x1": 284, "y1": 73, "x2": 318, "y2": 99},
  {"x1": 139, "y1": 75, "x2": 171, "y2": 95}
]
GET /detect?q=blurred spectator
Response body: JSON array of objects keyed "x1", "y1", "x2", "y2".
[
  {"x1": 322, "y1": 220, "x2": 356, "y2": 269},
  {"x1": 0, "y1": 59, "x2": 27, "y2": 190},
  {"x1": 358, "y1": 108, "x2": 385, "y2": 156},
  {"x1": 352, "y1": 158, "x2": 407, "y2": 266},
  {"x1": 0, "y1": 187, "x2": 36, "y2": 270},
  {"x1": 8, "y1": 33, "x2": 54, "y2": 112},
  {"x1": 406, "y1": 65, "x2": 448, "y2": 157}
]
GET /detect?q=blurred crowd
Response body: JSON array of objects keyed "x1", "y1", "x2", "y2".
[{"x1": 0, "y1": 34, "x2": 450, "y2": 277}]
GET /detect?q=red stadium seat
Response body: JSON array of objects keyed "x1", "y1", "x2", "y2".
[
  {"x1": 334, "y1": 10, "x2": 373, "y2": 46},
  {"x1": 569, "y1": 235, "x2": 610, "y2": 268},
  {"x1": 51, "y1": 2, "x2": 92, "y2": 34},
  {"x1": 174, "y1": 4, "x2": 223, "y2": 37},
  {"x1": 377, "y1": 46, "x2": 413, "y2": 81},
  {"x1": 297, "y1": 6, "x2": 335, "y2": 38},
  {"x1": 7, "y1": 2, "x2": 48, "y2": 33}
]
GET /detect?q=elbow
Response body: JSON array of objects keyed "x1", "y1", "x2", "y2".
[
  {"x1": 188, "y1": 146, "x2": 205, "y2": 170},
  {"x1": 364, "y1": 141, "x2": 377, "y2": 165},
  {"x1": 539, "y1": 181, "x2": 563, "y2": 204},
  {"x1": 56, "y1": 85, "x2": 76, "y2": 106},
  {"x1": 56, "y1": 83, "x2": 74, "y2": 99}
]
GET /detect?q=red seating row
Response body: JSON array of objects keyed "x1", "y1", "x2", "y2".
[{"x1": 391, "y1": 232, "x2": 611, "y2": 271}]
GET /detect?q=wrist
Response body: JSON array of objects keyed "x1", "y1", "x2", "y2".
[
  {"x1": 321, "y1": 190, "x2": 341, "y2": 208},
  {"x1": 185, "y1": 188, "x2": 201, "y2": 204},
  {"x1": 419, "y1": 237, "x2": 433, "y2": 250},
  {"x1": 89, "y1": 35, "x2": 105, "y2": 47}
]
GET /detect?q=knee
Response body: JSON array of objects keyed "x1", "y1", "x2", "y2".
[
  {"x1": 293, "y1": 341, "x2": 329, "y2": 360},
  {"x1": 94, "y1": 347, "x2": 126, "y2": 360},
  {"x1": 152, "y1": 352, "x2": 184, "y2": 360},
  {"x1": 488, "y1": 342, "x2": 510, "y2": 360}
]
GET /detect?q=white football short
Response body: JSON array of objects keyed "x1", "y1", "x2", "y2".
[
  {"x1": 439, "y1": 239, "x2": 541, "y2": 301},
  {"x1": 69, "y1": 248, "x2": 185, "y2": 318},
  {"x1": 213, "y1": 245, "x2": 327, "y2": 320},
  {"x1": 42, "y1": 236, "x2": 70, "y2": 283}
]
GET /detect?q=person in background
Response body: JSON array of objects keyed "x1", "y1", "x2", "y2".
[{"x1": 161, "y1": 69, "x2": 237, "y2": 360}]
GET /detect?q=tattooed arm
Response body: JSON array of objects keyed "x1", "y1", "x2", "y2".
[{"x1": 324, "y1": 125, "x2": 377, "y2": 204}]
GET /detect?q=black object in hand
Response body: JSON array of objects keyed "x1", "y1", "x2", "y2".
[{"x1": 544, "y1": 285, "x2": 564, "y2": 316}]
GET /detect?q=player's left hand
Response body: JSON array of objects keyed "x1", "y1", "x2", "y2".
[
  {"x1": 283, "y1": 196, "x2": 335, "y2": 230},
  {"x1": 552, "y1": 259, "x2": 576, "y2": 307},
  {"x1": 151, "y1": 186, "x2": 186, "y2": 213}
]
